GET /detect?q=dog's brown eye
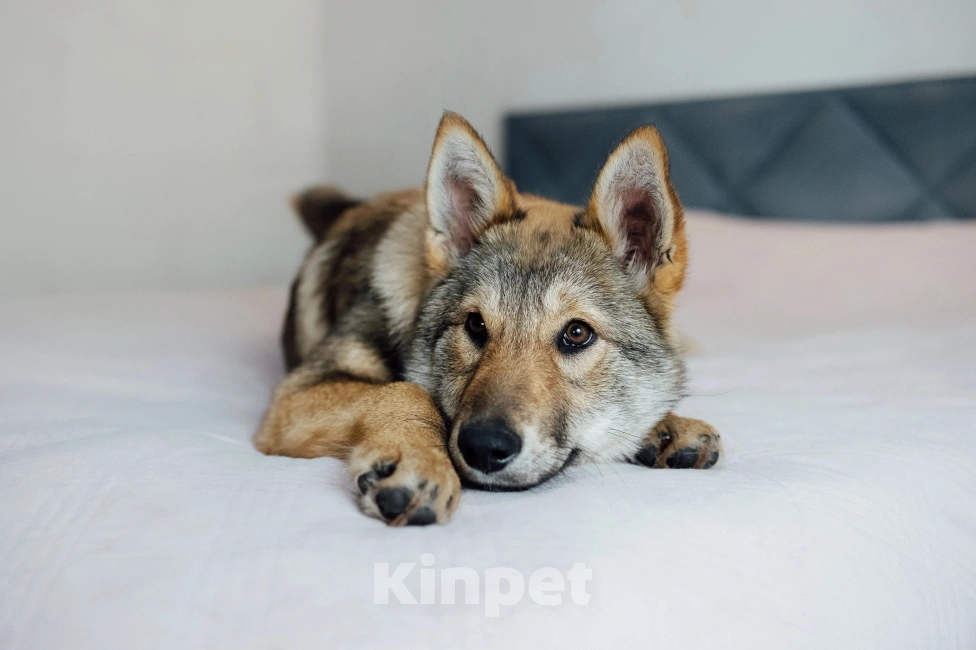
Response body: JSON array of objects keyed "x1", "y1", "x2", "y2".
[
  {"x1": 560, "y1": 321, "x2": 595, "y2": 351},
  {"x1": 465, "y1": 312, "x2": 487, "y2": 345}
]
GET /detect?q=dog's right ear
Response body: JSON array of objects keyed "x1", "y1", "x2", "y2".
[{"x1": 425, "y1": 112, "x2": 517, "y2": 274}]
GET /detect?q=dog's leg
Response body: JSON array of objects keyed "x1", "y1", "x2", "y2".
[
  {"x1": 255, "y1": 375, "x2": 460, "y2": 526},
  {"x1": 631, "y1": 412, "x2": 722, "y2": 469}
]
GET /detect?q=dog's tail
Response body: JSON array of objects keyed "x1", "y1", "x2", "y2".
[{"x1": 291, "y1": 185, "x2": 361, "y2": 241}]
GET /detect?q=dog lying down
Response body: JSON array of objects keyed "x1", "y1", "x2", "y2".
[{"x1": 255, "y1": 112, "x2": 722, "y2": 526}]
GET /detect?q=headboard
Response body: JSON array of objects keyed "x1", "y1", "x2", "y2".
[{"x1": 504, "y1": 76, "x2": 976, "y2": 221}]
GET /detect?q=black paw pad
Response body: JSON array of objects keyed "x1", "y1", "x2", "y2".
[
  {"x1": 357, "y1": 461, "x2": 397, "y2": 494},
  {"x1": 634, "y1": 445, "x2": 659, "y2": 467},
  {"x1": 702, "y1": 450, "x2": 720, "y2": 469},
  {"x1": 667, "y1": 447, "x2": 700, "y2": 469},
  {"x1": 406, "y1": 507, "x2": 437, "y2": 526},
  {"x1": 375, "y1": 461, "x2": 396, "y2": 479},
  {"x1": 375, "y1": 487, "x2": 413, "y2": 520},
  {"x1": 357, "y1": 472, "x2": 374, "y2": 495}
]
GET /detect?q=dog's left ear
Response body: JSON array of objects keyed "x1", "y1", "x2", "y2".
[
  {"x1": 425, "y1": 112, "x2": 517, "y2": 272},
  {"x1": 584, "y1": 126, "x2": 686, "y2": 292}
]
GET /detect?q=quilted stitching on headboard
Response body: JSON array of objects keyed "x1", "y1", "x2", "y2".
[{"x1": 505, "y1": 76, "x2": 976, "y2": 221}]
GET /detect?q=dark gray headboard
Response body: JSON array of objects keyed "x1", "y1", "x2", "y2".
[{"x1": 505, "y1": 76, "x2": 976, "y2": 221}]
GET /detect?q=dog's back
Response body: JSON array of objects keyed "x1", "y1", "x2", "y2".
[{"x1": 282, "y1": 188, "x2": 428, "y2": 375}]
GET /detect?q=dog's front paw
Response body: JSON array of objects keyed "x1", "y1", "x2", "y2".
[
  {"x1": 350, "y1": 444, "x2": 461, "y2": 526},
  {"x1": 633, "y1": 413, "x2": 722, "y2": 469}
]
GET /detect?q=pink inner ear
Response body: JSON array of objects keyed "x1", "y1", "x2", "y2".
[
  {"x1": 620, "y1": 188, "x2": 661, "y2": 268},
  {"x1": 448, "y1": 176, "x2": 483, "y2": 255}
]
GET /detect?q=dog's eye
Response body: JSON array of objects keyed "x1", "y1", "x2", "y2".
[
  {"x1": 465, "y1": 312, "x2": 487, "y2": 346},
  {"x1": 559, "y1": 321, "x2": 596, "y2": 352}
]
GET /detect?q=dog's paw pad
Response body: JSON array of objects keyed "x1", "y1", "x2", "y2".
[
  {"x1": 666, "y1": 446, "x2": 700, "y2": 468},
  {"x1": 636, "y1": 418, "x2": 722, "y2": 470},
  {"x1": 350, "y1": 448, "x2": 460, "y2": 526},
  {"x1": 702, "y1": 449, "x2": 720, "y2": 469},
  {"x1": 406, "y1": 507, "x2": 437, "y2": 526},
  {"x1": 374, "y1": 487, "x2": 413, "y2": 520},
  {"x1": 356, "y1": 460, "x2": 396, "y2": 494},
  {"x1": 661, "y1": 432, "x2": 722, "y2": 470},
  {"x1": 634, "y1": 444, "x2": 659, "y2": 468}
]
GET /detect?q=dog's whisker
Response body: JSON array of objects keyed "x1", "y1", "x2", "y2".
[
  {"x1": 681, "y1": 387, "x2": 740, "y2": 398},
  {"x1": 605, "y1": 427, "x2": 647, "y2": 444}
]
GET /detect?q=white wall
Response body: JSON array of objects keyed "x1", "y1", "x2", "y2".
[
  {"x1": 4, "y1": 0, "x2": 976, "y2": 293},
  {"x1": 0, "y1": 1, "x2": 328, "y2": 294},
  {"x1": 324, "y1": 0, "x2": 976, "y2": 196}
]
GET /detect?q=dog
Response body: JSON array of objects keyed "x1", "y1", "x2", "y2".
[{"x1": 255, "y1": 112, "x2": 722, "y2": 526}]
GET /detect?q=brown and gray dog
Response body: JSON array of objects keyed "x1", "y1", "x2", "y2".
[{"x1": 255, "y1": 112, "x2": 722, "y2": 526}]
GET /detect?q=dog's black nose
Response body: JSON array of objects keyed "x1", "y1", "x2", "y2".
[{"x1": 457, "y1": 418, "x2": 522, "y2": 474}]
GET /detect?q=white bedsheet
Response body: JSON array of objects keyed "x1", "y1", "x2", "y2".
[{"x1": 2, "y1": 212, "x2": 975, "y2": 649}]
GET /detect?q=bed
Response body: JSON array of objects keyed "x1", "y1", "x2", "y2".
[
  {"x1": 3, "y1": 75, "x2": 976, "y2": 648},
  {"x1": 2, "y1": 210, "x2": 974, "y2": 649}
]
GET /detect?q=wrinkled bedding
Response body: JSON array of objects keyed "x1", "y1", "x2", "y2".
[{"x1": 2, "y1": 212, "x2": 975, "y2": 649}]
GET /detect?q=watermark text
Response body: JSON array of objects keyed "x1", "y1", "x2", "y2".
[{"x1": 374, "y1": 554, "x2": 593, "y2": 617}]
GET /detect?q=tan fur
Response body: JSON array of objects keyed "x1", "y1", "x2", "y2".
[
  {"x1": 255, "y1": 380, "x2": 460, "y2": 525},
  {"x1": 640, "y1": 413, "x2": 722, "y2": 469}
]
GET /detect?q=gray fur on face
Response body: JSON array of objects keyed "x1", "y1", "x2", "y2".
[{"x1": 407, "y1": 222, "x2": 684, "y2": 489}]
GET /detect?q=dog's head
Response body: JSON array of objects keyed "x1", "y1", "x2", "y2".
[{"x1": 408, "y1": 112, "x2": 688, "y2": 490}]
